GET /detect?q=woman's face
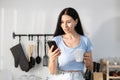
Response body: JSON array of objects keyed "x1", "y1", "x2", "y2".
[{"x1": 61, "y1": 15, "x2": 78, "y2": 34}]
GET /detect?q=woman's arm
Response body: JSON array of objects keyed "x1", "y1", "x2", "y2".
[
  {"x1": 48, "y1": 57, "x2": 58, "y2": 74},
  {"x1": 48, "y1": 45, "x2": 61, "y2": 75},
  {"x1": 83, "y1": 52, "x2": 93, "y2": 71}
]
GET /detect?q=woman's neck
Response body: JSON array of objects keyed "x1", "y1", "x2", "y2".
[
  {"x1": 62, "y1": 32, "x2": 80, "y2": 48},
  {"x1": 63, "y1": 32, "x2": 80, "y2": 39}
]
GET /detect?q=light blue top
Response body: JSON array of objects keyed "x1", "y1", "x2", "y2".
[{"x1": 53, "y1": 35, "x2": 93, "y2": 71}]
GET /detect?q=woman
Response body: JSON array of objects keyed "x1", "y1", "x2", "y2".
[{"x1": 48, "y1": 7, "x2": 93, "y2": 80}]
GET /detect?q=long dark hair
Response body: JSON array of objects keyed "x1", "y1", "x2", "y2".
[{"x1": 54, "y1": 7, "x2": 84, "y2": 37}]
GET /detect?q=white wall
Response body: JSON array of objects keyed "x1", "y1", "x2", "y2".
[{"x1": 0, "y1": 0, "x2": 120, "y2": 79}]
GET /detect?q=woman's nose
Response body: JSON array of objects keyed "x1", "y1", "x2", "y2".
[{"x1": 63, "y1": 23, "x2": 67, "y2": 28}]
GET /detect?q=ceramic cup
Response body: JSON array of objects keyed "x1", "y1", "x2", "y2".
[{"x1": 74, "y1": 49, "x2": 85, "y2": 62}]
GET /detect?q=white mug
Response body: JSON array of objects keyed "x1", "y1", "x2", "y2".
[{"x1": 74, "y1": 49, "x2": 85, "y2": 62}]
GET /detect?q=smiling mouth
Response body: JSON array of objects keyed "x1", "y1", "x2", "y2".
[
  {"x1": 64, "y1": 29, "x2": 69, "y2": 31},
  {"x1": 64, "y1": 28, "x2": 69, "y2": 30}
]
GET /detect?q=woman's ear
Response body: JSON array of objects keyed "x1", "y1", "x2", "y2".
[{"x1": 75, "y1": 19, "x2": 78, "y2": 25}]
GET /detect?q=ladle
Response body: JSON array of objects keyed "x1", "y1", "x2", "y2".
[{"x1": 36, "y1": 36, "x2": 41, "y2": 64}]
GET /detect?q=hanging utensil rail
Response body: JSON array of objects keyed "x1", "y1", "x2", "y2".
[{"x1": 13, "y1": 32, "x2": 53, "y2": 39}]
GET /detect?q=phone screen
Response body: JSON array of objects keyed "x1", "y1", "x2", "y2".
[{"x1": 47, "y1": 40, "x2": 58, "y2": 52}]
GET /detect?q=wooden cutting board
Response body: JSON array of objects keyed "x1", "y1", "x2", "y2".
[{"x1": 93, "y1": 72, "x2": 103, "y2": 80}]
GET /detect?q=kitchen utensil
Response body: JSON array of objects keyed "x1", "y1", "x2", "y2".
[
  {"x1": 29, "y1": 44, "x2": 35, "y2": 69},
  {"x1": 10, "y1": 36, "x2": 29, "y2": 72},
  {"x1": 43, "y1": 35, "x2": 49, "y2": 66},
  {"x1": 36, "y1": 36, "x2": 41, "y2": 64}
]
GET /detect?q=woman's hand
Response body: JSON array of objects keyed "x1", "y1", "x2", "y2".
[
  {"x1": 48, "y1": 45, "x2": 61, "y2": 62},
  {"x1": 48, "y1": 45, "x2": 61, "y2": 74},
  {"x1": 83, "y1": 52, "x2": 93, "y2": 70}
]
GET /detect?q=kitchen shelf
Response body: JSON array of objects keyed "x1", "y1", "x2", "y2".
[
  {"x1": 100, "y1": 59, "x2": 120, "y2": 80},
  {"x1": 109, "y1": 76, "x2": 120, "y2": 79},
  {"x1": 109, "y1": 65, "x2": 120, "y2": 68}
]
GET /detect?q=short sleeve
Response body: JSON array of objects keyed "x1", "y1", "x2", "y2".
[{"x1": 86, "y1": 37, "x2": 93, "y2": 52}]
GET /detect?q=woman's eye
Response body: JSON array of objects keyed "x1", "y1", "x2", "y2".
[{"x1": 67, "y1": 21, "x2": 71, "y2": 23}]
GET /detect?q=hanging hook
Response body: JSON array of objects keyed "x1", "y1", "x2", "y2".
[
  {"x1": 13, "y1": 32, "x2": 16, "y2": 39},
  {"x1": 28, "y1": 34, "x2": 30, "y2": 41},
  {"x1": 31, "y1": 35, "x2": 33, "y2": 41},
  {"x1": 19, "y1": 35, "x2": 21, "y2": 43}
]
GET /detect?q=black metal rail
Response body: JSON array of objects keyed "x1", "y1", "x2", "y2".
[{"x1": 12, "y1": 32, "x2": 54, "y2": 42}]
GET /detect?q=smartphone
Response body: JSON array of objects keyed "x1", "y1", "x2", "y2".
[{"x1": 47, "y1": 40, "x2": 58, "y2": 52}]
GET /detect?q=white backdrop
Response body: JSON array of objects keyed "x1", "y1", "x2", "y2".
[{"x1": 0, "y1": 0, "x2": 120, "y2": 80}]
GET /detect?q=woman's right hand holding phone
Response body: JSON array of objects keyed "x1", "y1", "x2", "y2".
[
  {"x1": 48, "y1": 45, "x2": 61, "y2": 62},
  {"x1": 48, "y1": 45, "x2": 61, "y2": 74}
]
